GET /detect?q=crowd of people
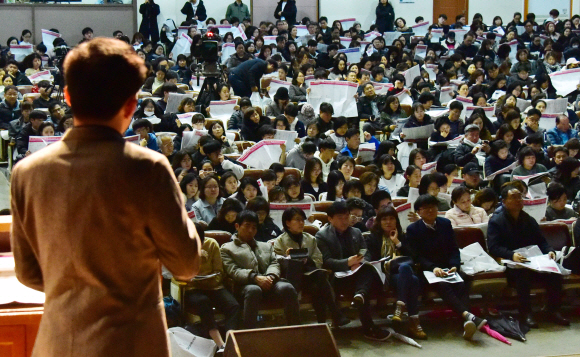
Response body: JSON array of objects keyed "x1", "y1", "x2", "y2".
[{"x1": 2, "y1": 0, "x2": 580, "y2": 352}]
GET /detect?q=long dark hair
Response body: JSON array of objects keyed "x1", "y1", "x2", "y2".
[
  {"x1": 326, "y1": 170, "x2": 346, "y2": 201},
  {"x1": 370, "y1": 206, "x2": 404, "y2": 240},
  {"x1": 134, "y1": 98, "x2": 165, "y2": 119},
  {"x1": 303, "y1": 158, "x2": 323, "y2": 185}
]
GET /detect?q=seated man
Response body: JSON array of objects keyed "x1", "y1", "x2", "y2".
[
  {"x1": 286, "y1": 140, "x2": 317, "y2": 170},
  {"x1": 338, "y1": 128, "x2": 364, "y2": 164},
  {"x1": 48, "y1": 102, "x2": 65, "y2": 125},
  {"x1": 406, "y1": 194, "x2": 487, "y2": 340},
  {"x1": 435, "y1": 101, "x2": 464, "y2": 137},
  {"x1": 16, "y1": 110, "x2": 47, "y2": 160},
  {"x1": 487, "y1": 183, "x2": 570, "y2": 327},
  {"x1": 453, "y1": 124, "x2": 490, "y2": 167},
  {"x1": 220, "y1": 210, "x2": 300, "y2": 329},
  {"x1": 315, "y1": 201, "x2": 391, "y2": 341},
  {"x1": 32, "y1": 80, "x2": 59, "y2": 109},
  {"x1": 546, "y1": 115, "x2": 578, "y2": 146},
  {"x1": 460, "y1": 162, "x2": 488, "y2": 194}
]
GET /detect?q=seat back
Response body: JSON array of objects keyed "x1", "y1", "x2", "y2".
[
  {"x1": 453, "y1": 226, "x2": 487, "y2": 250},
  {"x1": 243, "y1": 169, "x2": 264, "y2": 181},
  {"x1": 539, "y1": 222, "x2": 572, "y2": 251},
  {"x1": 310, "y1": 212, "x2": 328, "y2": 225},
  {"x1": 353, "y1": 165, "x2": 367, "y2": 178},
  {"x1": 284, "y1": 168, "x2": 301, "y2": 180},
  {"x1": 0, "y1": 231, "x2": 10, "y2": 253},
  {"x1": 400, "y1": 104, "x2": 412, "y2": 117},
  {"x1": 205, "y1": 118, "x2": 223, "y2": 131},
  {"x1": 313, "y1": 201, "x2": 333, "y2": 213},
  {"x1": 303, "y1": 225, "x2": 319, "y2": 236},
  {"x1": 205, "y1": 230, "x2": 232, "y2": 246}
]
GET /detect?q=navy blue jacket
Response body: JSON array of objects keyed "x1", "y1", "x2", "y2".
[
  {"x1": 406, "y1": 217, "x2": 461, "y2": 272},
  {"x1": 229, "y1": 59, "x2": 268, "y2": 91},
  {"x1": 487, "y1": 209, "x2": 553, "y2": 260}
]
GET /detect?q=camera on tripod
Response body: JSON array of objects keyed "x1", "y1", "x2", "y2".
[{"x1": 192, "y1": 31, "x2": 220, "y2": 76}]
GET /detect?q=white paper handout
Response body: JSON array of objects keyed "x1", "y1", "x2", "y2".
[
  {"x1": 544, "y1": 98, "x2": 568, "y2": 114},
  {"x1": 428, "y1": 134, "x2": 463, "y2": 149},
  {"x1": 167, "y1": 327, "x2": 217, "y2": 357},
  {"x1": 209, "y1": 99, "x2": 237, "y2": 123},
  {"x1": 166, "y1": 92, "x2": 194, "y2": 114},
  {"x1": 357, "y1": 142, "x2": 376, "y2": 163},
  {"x1": 308, "y1": 80, "x2": 358, "y2": 117},
  {"x1": 338, "y1": 18, "x2": 356, "y2": 31},
  {"x1": 171, "y1": 33, "x2": 192, "y2": 57},
  {"x1": 28, "y1": 136, "x2": 61, "y2": 153},
  {"x1": 485, "y1": 161, "x2": 517, "y2": 180},
  {"x1": 373, "y1": 82, "x2": 394, "y2": 95},
  {"x1": 181, "y1": 129, "x2": 208, "y2": 150},
  {"x1": 274, "y1": 129, "x2": 298, "y2": 151},
  {"x1": 439, "y1": 86, "x2": 454, "y2": 104},
  {"x1": 221, "y1": 42, "x2": 236, "y2": 64},
  {"x1": 339, "y1": 37, "x2": 352, "y2": 48},
  {"x1": 263, "y1": 35, "x2": 277, "y2": 45},
  {"x1": 521, "y1": 197, "x2": 548, "y2": 223},
  {"x1": 421, "y1": 162, "x2": 437, "y2": 176},
  {"x1": 338, "y1": 47, "x2": 362, "y2": 65},
  {"x1": 41, "y1": 29, "x2": 61, "y2": 51},
  {"x1": 449, "y1": 29, "x2": 467, "y2": 46},
  {"x1": 539, "y1": 113, "x2": 558, "y2": 130},
  {"x1": 549, "y1": 68, "x2": 580, "y2": 96},
  {"x1": 124, "y1": 135, "x2": 140, "y2": 145},
  {"x1": 411, "y1": 21, "x2": 430, "y2": 37},
  {"x1": 10, "y1": 44, "x2": 33, "y2": 62},
  {"x1": 176, "y1": 112, "x2": 195, "y2": 126},
  {"x1": 27, "y1": 70, "x2": 53, "y2": 84},
  {"x1": 415, "y1": 45, "x2": 427, "y2": 59},
  {"x1": 516, "y1": 98, "x2": 532, "y2": 112},
  {"x1": 396, "y1": 202, "x2": 413, "y2": 231},
  {"x1": 256, "y1": 178, "x2": 269, "y2": 199},
  {"x1": 460, "y1": 242, "x2": 505, "y2": 275},
  {"x1": 396, "y1": 141, "x2": 417, "y2": 170},
  {"x1": 401, "y1": 124, "x2": 434, "y2": 140},
  {"x1": 208, "y1": 24, "x2": 232, "y2": 36},
  {"x1": 423, "y1": 270, "x2": 464, "y2": 284},
  {"x1": 268, "y1": 78, "x2": 292, "y2": 98},
  {"x1": 402, "y1": 65, "x2": 421, "y2": 87},
  {"x1": 269, "y1": 202, "x2": 313, "y2": 229},
  {"x1": 393, "y1": 89, "x2": 413, "y2": 105},
  {"x1": 501, "y1": 245, "x2": 562, "y2": 274},
  {"x1": 506, "y1": 39, "x2": 519, "y2": 62},
  {"x1": 238, "y1": 140, "x2": 285, "y2": 169}
]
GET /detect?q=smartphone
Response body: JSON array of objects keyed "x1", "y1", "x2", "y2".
[{"x1": 358, "y1": 248, "x2": 367, "y2": 256}]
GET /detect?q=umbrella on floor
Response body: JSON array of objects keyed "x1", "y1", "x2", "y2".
[
  {"x1": 487, "y1": 315, "x2": 529, "y2": 342},
  {"x1": 386, "y1": 328, "x2": 422, "y2": 348},
  {"x1": 481, "y1": 324, "x2": 511, "y2": 345}
]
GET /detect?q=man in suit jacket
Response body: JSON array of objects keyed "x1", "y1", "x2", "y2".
[
  {"x1": 10, "y1": 38, "x2": 201, "y2": 357},
  {"x1": 221, "y1": 210, "x2": 300, "y2": 329},
  {"x1": 487, "y1": 183, "x2": 569, "y2": 327},
  {"x1": 315, "y1": 201, "x2": 391, "y2": 341},
  {"x1": 406, "y1": 194, "x2": 487, "y2": 340}
]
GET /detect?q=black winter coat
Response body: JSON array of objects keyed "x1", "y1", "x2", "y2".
[
  {"x1": 139, "y1": 3, "x2": 161, "y2": 43},
  {"x1": 375, "y1": 3, "x2": 395, "y2": 33},
  {"x1": 180, "y1": 0, "x2": 207, "y2": 22},
  {"x1": 274, "y1": 0, "x2": 297, "y2": 26}
]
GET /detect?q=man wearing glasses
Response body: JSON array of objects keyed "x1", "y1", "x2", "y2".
[
  {"x1": 315, "y1": 201, "x2": 391, "y2": 341},
  {"x1": 346, "y1": 197, "x2": 369, "y2": 232},
  {"x1": 488, "y1": 183, "x2": 569, "y2": 328}
]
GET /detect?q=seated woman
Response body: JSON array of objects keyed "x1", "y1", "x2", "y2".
[
  {"x1": 273, "y1": 207, "x2": 350, "y2": 326},
  {"x1": 359, "y1": 171, "x2": 380, "y2": 205},
  {"x1": 445, "y1": 186, "x2": 489, "y2": 226},
  {"x1": 208, "y1": 121, "x2": 235, "y2": 154},
  {"x1": 408, "y1": 148, "x2": 428, "y2": 169},
  {"x1": 172, "y1": 150, "x2": 196, "y2": 182},
  {"x1": 337, "y1": 156, "x2": 356, "y2": 181},
  {"x1": 268, "y1": 186, "x2": 288, "y2": 203},
  {"x1": 233, "y1": 177, "x2": 261, "y2": 206},
  {"x1": 484, "y1": 140, "x2": 515, "y2": 177},
  {"x1": 207, "y1": 198, "x2": 244, "y2": 233},
  {"x1": 301, "y1": 158, "x2": 328, "y2": 201},
  {"x1": 240, "y1": 107, "x2": 270, "y2": 142},
  {"x1": 246, "y1": 196, "x2": 283, "y2": 242},
  {"x1": 319, "y1": 170, "x2": 346, "y2": 201},
  {"x1": 365, "y1": 206, "x2": 426, "y2": 340},
  {"x1": 191, "y1": 113, "x2": 206, "y2": 131},
  {"x1": 495, "y1": 123, "x2": 520, "y2": 158},
  {"x1": 396, "y1": 165, "x2": 421, "y2": 197},
  {"x1": 378, "y1": 154, "x2": 405, "y2": 195},
  {"x1": 180, "y1": 173, "x2": 200, "y2": 211},
  {"x1": 380, "y1": 96, "x2": 402, "y2": 133},
  {"x1": 472, "y1": 188, "x2": 499, "y2": 216},
  {"x1": 546, "y1": 182, "x2": 578, "y2": 221},
  {"x1": 343, "y1": 180, "x2": 375, "y2": 219},
  {"x1": 281, "y1": 175, "x2": 314, "y2": 203},
  {"x1": 328, "y1": 116, "x2": 349, "y2": 152},
  {"x1": 132, "y1": 119, "x2": 160, "y2": 151},
  {"x1": 220, "y1": 171, "x2": 239, "y2": 197},
  {"x1": 174, "y1": 124, "x2": 192, "y2": 150},
  {"x1": 511, "y1": 146, "x2": 548, "y2": 178},
  {"x1": 183, "y1": 225, "x2": 240, "y2": 351},
  {"x1": 418, "y1": 174, "x2": 451, "y2": 211},
  {"x1": 289, "y1": 70, "x2": 310, "y2": 102},
  {"x1": 551, "y1": 157, "x2": 580, "y2": 203},
  {"x1": 504, "y1": 109, "x2": 527, "y2": 141},
  {"x1": 301, "y1": 121, "x2": 321, "y2": 147},
  {"x1": 192, "y1": 175, "x2": 226, "y2": 224},
  {"x1": 214, "y1": 83, "x2": 232, "y2": 102},
  {"x1": 38, "y1": 122, "x2": 55, "y2": 137}
]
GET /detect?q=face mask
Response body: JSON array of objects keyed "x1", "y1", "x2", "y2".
[{"x1": 144, "y1": 110, "x2": 155, "y2": 117}]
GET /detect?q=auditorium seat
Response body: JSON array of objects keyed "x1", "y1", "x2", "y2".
[
  {"x1": 235, "y1": 141, "x2": 255, "y2": 152},
  {"x1": 23, "y1": 93, "x2": 40, "y2": 102},
  {"x1": 303, "y1": 225, "x2": 319, "y2": 236},
  {"x1": 539, "y1": 222, "x2": 580, "y2": 291},
  {"x1": 283, "y1": 168, "x2": 301, "y2": 180},
  {"x1": 0, "y1": 231, "x2": 10, "y2": 253},
  {"x1": 400, "y1": 104, "x2": 412, "y2": 116},
  {"x1": 313, "y1": 201, "x2": 332, "y2": 213},
  {"x1": 353, "y1": 165, "x2": 367, "y2": 178},
  {"x1": 204, "y1": 230, "x2": 232, "y2": 246},
  {"x1": 310, "y1": 212, "x2": 328, "y2": 225},
  {"x1": 138, "y1": 91, "x2": 152, "y2": 99},
  {"x1": 204, "y1": 118, "x2": 222, "y2": 131},
  {"x1": 242, "y1": 169, "x2": 264, "y2": 180},
  {"x1": 17, "y1": 85, "x2": 32, "y2": 95}
]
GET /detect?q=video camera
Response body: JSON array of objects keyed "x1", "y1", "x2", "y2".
[{"x1": 192, "y1": 30, "x2": 220, "y2": 76}]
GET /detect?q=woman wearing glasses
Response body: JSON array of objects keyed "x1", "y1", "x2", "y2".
[{"x1": 192, "y1": 175, "x2": 225, "y2": 224}]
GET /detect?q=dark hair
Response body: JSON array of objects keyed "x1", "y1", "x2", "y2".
[
  {"x1": 327, "y1": 201, "x2": 349, "y2": 217},
  {"x1": 500, "y1": 182, "x2": 523, "y2": 202},
  {"x1": 199, "y1": 175, "x2": 220, "y2": 200},
  {"x1": 338, "y1": 156, "x2": 356, "y2": 170},
  {"x1": 236, "y1": 209, "x2": 260, "y2": 225},
  {"x1": 343, "y1": 180, "x2": 364, "y2": 197},
  {"x1": 319, "y1": 102, "x2": 334, "y2": 114},
  {"x1": 270, "y1": 162, "x2": 286, "y2": 175},
  {"x1": 301, "y1": 141, "x2": 317, "y2": 155},
  {"x1": 37, "y1": 121, "x2": 55, "y2": 136},
  {"x1": 495, "y1": 123, "x2": 514, "y2": 141},
  {"x1": 63, "y1": 38, "x2": 146, "y2": 121},
  {"x1": 547, "y1": 182, "x2": 567, "y2": 202},
  {"x1": 414, "y1": 194, "x2": 440, "y2": 211},
  {"x1": 303, "y1": 158, "x2": 323, "y2": 185},
  {"x1": 282, "y1": 207, "x2": 307, "y2": 231},
  {"x1": 409, "y1": 148, "x2": 428, "y2": 167},
  {"x1": 345, "y1": 128, "x2": 359, "y2": 140},
  {"x1": 333, "y1": 116, "x2": 348, "y2": 132},
  {"x1": 489, "y1": 140, "x2": 508, "y2": 157},
  {"x1": 29, "y1": 110, "x2": 48, "y2": 121},
  {"x1": 449, "y1": 101, "x2": 464, "y2": 111},
  {"x1": 318, "y1": 137, "x2": 336, "y2": 151},
  {"x1": 418, "y1": 174, "x2": 439, "y2": 195},
  {"x1": 216, "y1": 197, "x2": 244, "y2": 223},
  {"x1": 517, "y1": 146, "x2": 536, "y2": 166},
  {"x1": 246, "y1": 196, "x2": 270, "y2": 217},
  {"x1": 132, "y1": 118, "x2": 153, "y2": 132},
  {"x1": 179, "y1": 173, "x2": 199, "y2": 195},
  {"x1": 280, "y1": 175, "x2": 304, "y2": 201},
  {"x1": 370, "y1": 190, "x2": 391, "y2": 210},
  {"x1": 237, "y1": 177, "x2": 262, "y2": 203},
  {"x1": 346, "y1": 197, "x2": 367, "y2": 212},
  {"x1": 326, "y1": 170, "x2": 346, "y2": 201},
  {"x1": 171, "y1": 150, "x2": 193, "y2": 171},
  {"x1": 261, "y1": 169, "x2": 277, "y2": 183},
  {"x1": 451, "y1": 186, "x2": 471, "y2": 204}
]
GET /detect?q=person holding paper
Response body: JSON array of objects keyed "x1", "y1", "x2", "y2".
[
  {"x1": 396, "y1": 165, "x2": 421, "y2": 197},
  {"x1": 240, "y1": 107, "x2": 271, "y2": 142},
  {"x1": 511, "y1": 146, "x2": 548, "y2": 178},
  {"x1": 453, "y1": 124, "x2": 489, "y2": 167},
  {"x1": 15, "y1": 110, "x2": 46, "y2": 160},
  {"x1": 487, "y1": 184, "x2": 569, "y2": 327},
  {"x1": 357, "y1": 83, "x2": 387, "y2": 130},
  {"x1": 286, "y1": 140, "x2": 317, "y2": 170},
  {"x1": 316, "y1": 201, "x2": 392, "y2": 341},
  {"x1": 246, "y1": 197, "x2": 283, "y2": 242},
  {"x1": 545, "y1": 183, "x2": 578, "y2": 221},
  {"x1": 11, "y1": 39, "x2": 201, "y2": 357},
  {"x1": 484, "y1": 140, "x2": 515, "y2": 177},
  {"x1": 201, "y1": 141, "x2": 244, "y2": 179},
  {"x1": 407, "y1": 195, "x2": 488, "y2": 340},
  {"x1": 274, "y1": 207, "x2": 350, "y2": 327}
]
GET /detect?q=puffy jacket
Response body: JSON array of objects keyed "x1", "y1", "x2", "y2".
[
  {"x1": 546, "y1": 127, "x2": 578, "y2": 146},
  {"x1": 444, "y1": 206, "x2": 489, "y2": 227}
]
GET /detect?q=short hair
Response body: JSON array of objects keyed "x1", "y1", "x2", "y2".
[
  {"x1": 29, "y1": 110, "x2": 47, "y2": 121},
  {"x1": 517, "y1": 146, "x2": 536, "y2": 165},
  {"x1": 343, "y1": 180, "x2": 364, "y2": 197},
  {"x1": 526, "y1": 132, "x2": 544, "y2": 146},
  {"x1": 284, "y1": 103, "x2": 299, "y2": 117},
  {"x1": 37, "y1": 80, "x2": 51, "y2": 89},
  {"x1": 327, "y1": 201, "x2": 349, "y2": 217},
  {"x1": 449, "y1": 101, "x2": 464, "y2": 111},
  {"x1": 82, "y1": 27, "x2": 93, "y2": 35},
  {"x1": 318, "y1": 138, "x2": 336, "y2": 151},
  {"x1": 239, "y1": 97, "x2": 252, "y2": 108},
  {"x1": 547, "y1": 182, "x2": 567, "y2": 201},
  {"x1": 418, "y1": 92, "x2": 435, "y2": 104},
  {"x1": 319, "y1": 102, "x2": 334, "y2": 114},
  {"x1": 490, "y1": 139, "x2": 508, "y2": 157},
  {"x1": 258, "y1": 124, "x2": 276, "y2": 138},
  {"x1": 414, "y1": 194, "x2": 440, "y2": 211},
  {"x1": 132, "y1": 118, "x2": 153, "y2": 132},
  {"x1": 281, "y1": 207, "x2": 307, "y2": 231},
  {"x1": 198, "y1": 175, "x2": 220, "y2": 200},
  {"x1": 500, "y1": 182, "x2": 523, "y2": 201},
  {"x1": 333, "y1": 116, "x2": 348, "y2": 131},
  {"x1": 63, "y1": 38, "x2": 146, "y2": 121},
  {"x1": 370, "y1": 190, "x2": 391, "y2": 209},
  {"x1": 270, "y1": 162, "x2": 285, "y2": 175},
  {"x1": 246, "y1": 196, "x2": 269, "y2": 214},
  {"x1": 527, "y1": 108, "x2": 541, "y2": 118},
  {"x1": 301, "y1": 141, "x2": 317, "y2": 154},
  {"x1": 236, "y1": 210, "x2": 259, "y2": 226},
  {"x1": 345, "y1": 128, "x2": 359, "y2": 139},
  {"x1": 346, "y1": 197, "x2": 366, "y2": 211},
  {"x1": 179, "y1": 173, "x2": 199, "y2": 195}
]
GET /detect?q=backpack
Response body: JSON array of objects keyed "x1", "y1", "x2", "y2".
[{"x1": 163, "y1": 296, "x2": 183, "y2": 328}]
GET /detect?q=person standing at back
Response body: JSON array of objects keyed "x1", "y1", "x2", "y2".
[
  {"x1": 225, "y1": 0, "x2": 250, "y2": 23},
  {"x1": 274, "y1": 0, "x2": 297, "y2": 26},
  {"x1": 375, "y1": 0, "x2": 395, "y2": 33},
  {"x1": 10, "y1": 38, "x2": 201, "y2": 357}
]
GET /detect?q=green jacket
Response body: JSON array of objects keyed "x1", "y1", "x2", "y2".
[
  {"x1": 273, "y1": 231, "x2": 323, "y2": 269},
  {"x1": 225, "y1": 1, "x2": 250, "y2": 22}
]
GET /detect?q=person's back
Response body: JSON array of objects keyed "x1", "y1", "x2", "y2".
[{"x1": 10, "y1": 38, "x2": 200, "y2": 357}]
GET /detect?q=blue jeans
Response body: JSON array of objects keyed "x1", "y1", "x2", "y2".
[{"x1": 391, "y1": 263, "x2": 421, "y2": 316}]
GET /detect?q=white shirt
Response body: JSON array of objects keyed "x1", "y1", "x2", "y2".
[
  {"x1": 314, "y1": 152, "x2": 334, "y2": 181},
  {"x1": 280, "y1": 1, "x2": 287, "y2": 20},
  {"x1": 379, "y1": 174, "x2": 404, "y2": 195}
]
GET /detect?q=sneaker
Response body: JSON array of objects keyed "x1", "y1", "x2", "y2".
[
  {"x1": 392, "y1": 301, "x2": 406, "y2": 323},
  {"x1": 351, "y1": 293, "x2": 365, "y2": 308},
  {"x1": 408, "y1": 316, "x2": 428, "y2": 340},
  {"x1": 463, "y1": 321, "x2": 476, "y2": 340},
  {"x1": 363, "y1": 327, "x2": 392, "y2": 341}
]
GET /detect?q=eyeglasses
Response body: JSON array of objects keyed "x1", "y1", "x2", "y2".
[{"x1": 349, "y1": 215, "x2": 363, "y2": 222}]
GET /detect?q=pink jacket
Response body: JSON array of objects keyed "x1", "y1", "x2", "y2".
[{"x1": 444, "y1": 206, "x2": 489, "y2": 226}]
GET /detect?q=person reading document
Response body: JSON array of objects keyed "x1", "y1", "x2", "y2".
[{"x1": 10, "y1": 38, "x2": 201, "y2": 357}]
